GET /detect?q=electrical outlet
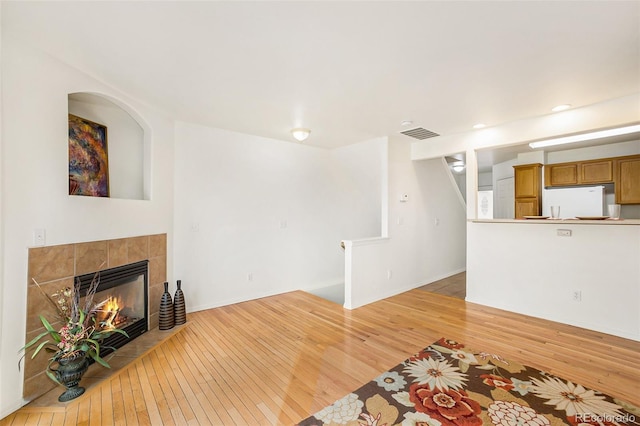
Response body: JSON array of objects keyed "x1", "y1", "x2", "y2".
[
  {"x1": 572, "y1": 290, "x2": 582, "y2": 302},
  {"x1": 247, "y1": 273, "x2": 253, "y2": 281},
  {"x1": 387, "y1": 269, "x2": 392, "y2": 280},
  {"x1": 557, "y1": 229, "x2": 572, "y2": 237}
]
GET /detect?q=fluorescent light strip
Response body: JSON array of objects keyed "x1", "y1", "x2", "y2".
[{"x1": 529, "y1": 124, "x2": 640, "y2": 149}]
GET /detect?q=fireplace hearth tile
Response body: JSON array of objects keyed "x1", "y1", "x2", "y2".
[
  {"x1": 148, "y1": 283, "x2": 164, "y2": 313},
  {"x1": 149, "y1": 256, "x2": 166, "y2": 286},
  {"x1": 127, "y1": 236, "x2": 149, "y2": 262},
  {"x1": 149, "y1": 233, "x2": 166, "y2": 258},
  {"x1": 108, "y1": 239, "x2": 128, "y2": 267},
  {"x1": 22, "y1": 372, "x2": 55, "y2": 404},
  {"x1": 22, "y1": 328, "x2": 59, "y2": 378},
  {"x1": 25, "y1": 277, "x2": 73, "y2": 331},
  {"x1": 75, "y1": 241, "x2": 108, "y2": 275},
  {"x1": 28, "y1": 245, "x2": 74, "y2": 283},
  {"x1": 149, "y1": 311, "x2": 159, "y2": 330}
]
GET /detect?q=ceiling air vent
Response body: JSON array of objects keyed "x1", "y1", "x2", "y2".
[{"x1": 400, "y1": 127, "x2": 440, "y2": 140}]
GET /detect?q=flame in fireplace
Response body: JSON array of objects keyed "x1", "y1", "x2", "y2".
[{"x1": 102, "y1": 296, "x2": 121, "y2": 330}]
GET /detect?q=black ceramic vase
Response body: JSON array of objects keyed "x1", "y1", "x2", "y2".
[
  {"x1": 174, "y1": 280, "x2": 187, "y2": 325},
  {"x1": 51, "y1": 351, "x2": 89, "y2": 402},
  {"x1": 159, "y1": 281, "x2": 174, "y2": 330}
]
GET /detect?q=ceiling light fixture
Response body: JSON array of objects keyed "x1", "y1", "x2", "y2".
[
  {"x1": 452, "y1": 164, "x2": 465, "y2": 173},
  {"x1": 291, "y1": 128, "x2": 311, "y2": 142},
  {"x1": 551, "y1": 104, "x2": 572, "y2": 112},
  {"x1": 400, "y1": 120, "x2": 413, "y2": 127},
  {"x1": 528, "y1": 124, "x2": 640, "y2": 149},
  {"x1": 473, "y1": 123, "x2": 486, "y2": 129}
]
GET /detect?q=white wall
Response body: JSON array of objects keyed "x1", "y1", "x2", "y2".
[
  {"x1": 478, "y1": 171, "x2": 492, "y2": 191},
  {"x1": 467, "y1": 222, "x2": 640, "y2": 340},
  {"x1": 173, "y1": 123, "x2": 383, "y2": 312},
  {"x1": 0, "y1": 38, "x2": 175, "y2": 417},
  {"x1": 344, "y1": 135, "x2": 467, "y2": 309},
  {"x1": 330, "y1": 138, "x2": 386, "y2": 239}
]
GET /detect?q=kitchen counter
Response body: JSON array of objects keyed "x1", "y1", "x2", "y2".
[{"x1": 471, "y1": 218, "x2": 640, "y2": 225}]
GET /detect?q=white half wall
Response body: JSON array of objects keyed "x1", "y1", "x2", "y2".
[
  {"x1": 0, "y1": 38, "x2": 175, "y2": 417},
  {"x1": 467, "y1": 221, "x2": 640, "y2": 341},
  {"x1": 172, "y1": 123, "x2": 384, "y2": 312},
  {"x1": 344, "y1": 135, "x2": 467, "y2": 309}
]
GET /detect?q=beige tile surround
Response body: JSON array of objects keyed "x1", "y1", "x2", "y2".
[{"x1": 23, "y1": 234, "x2": 167, "y2": 402}]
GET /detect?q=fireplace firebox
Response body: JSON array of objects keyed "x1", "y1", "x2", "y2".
[{"x1": 75, "y1": 260, "x2": 148, "y2": 357}]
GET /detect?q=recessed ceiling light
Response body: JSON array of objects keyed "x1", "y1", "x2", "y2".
[
  {"x1": 551, "y1": 104, "x2": 571, "y2": 112},
  {"x1": 473, "y1": 123, "x2": 486, "y2": 129},
  {"x1": 401, "y1": 120, "x2": 413, "y2": 126}
]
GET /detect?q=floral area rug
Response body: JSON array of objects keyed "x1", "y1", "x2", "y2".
[{"x1": 297, "y1": 338, "x2": 639, "y2": 426}]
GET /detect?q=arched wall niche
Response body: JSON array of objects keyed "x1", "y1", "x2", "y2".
[{"x1": 68, "y1": 92, "x2": 151, "y2": 200}]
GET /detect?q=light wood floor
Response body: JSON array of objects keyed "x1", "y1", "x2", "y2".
[
  {"x1": 418, "y1": 271, "x2": 466, "y2": 299},
  {"x1": 3, "y1": 278, "x2": 639, "y2": 425}
]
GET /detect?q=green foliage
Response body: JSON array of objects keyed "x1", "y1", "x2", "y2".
[{"x1": 19, "y1": 272, "x2": 131, "y2": 383}]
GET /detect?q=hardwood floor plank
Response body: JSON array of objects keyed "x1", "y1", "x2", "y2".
[
  {"x1": 117, "y1": 366, "x2": 138, "y2": 425},
  {"x1": 6, "y1": 277, "x2": 640, "y2": 424},
  {"x1": 49, "y1": 413, "x2": 64, "y2": 426},
  {"x1": 108, "y1": 375, "x2": 125, "y2": 426},
  {"x1": 98, "y1": 381, "x2": 113, "y2": 425},
  {"x1": 88, "y1": 389, "x2": 102, "y2": 426},
  {"x1": 23, "y1": 414, "x2": 40, "y2": 426},
  {"x1": 144, "y1": 350, "x2": 187, "y2": 425},
  {"x1": 74, "y1": 396, "x2": 90, "y2": 425},
  {"x1": 34, "y1": 413, "x2": 51, "y2": 426}
]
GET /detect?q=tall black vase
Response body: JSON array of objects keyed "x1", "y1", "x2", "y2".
[
  {"x1": 174, "y1": 280, "x2": 187, "y2": 325},
  {"x1": 159, "y1": 281, "x2": 174, "y2": 330}
]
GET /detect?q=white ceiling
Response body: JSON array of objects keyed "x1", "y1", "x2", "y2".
[{"x1": 3, "y1": 1, "x2": 640, "y2": 149}]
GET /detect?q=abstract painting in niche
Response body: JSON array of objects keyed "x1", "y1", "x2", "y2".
[{"x1": 68, "y1": 114, "x2": 109, "y2": 197}]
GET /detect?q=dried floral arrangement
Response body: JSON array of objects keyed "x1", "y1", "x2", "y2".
[{"x1": 20, "y1": 272, "x2": 129, "y2": 383}]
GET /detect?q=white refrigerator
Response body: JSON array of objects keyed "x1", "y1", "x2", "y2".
[{"x1": 542, "y1": 186, "x2": 605, "y2": 218}]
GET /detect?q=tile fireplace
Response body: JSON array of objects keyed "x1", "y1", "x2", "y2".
[{"x1": 24, "y1": 233, "x2": 166, "y2": 402}]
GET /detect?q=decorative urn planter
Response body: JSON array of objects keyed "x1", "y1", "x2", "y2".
[{"x1": 50, "y1": 351, "x2": 90, "y2": 402}]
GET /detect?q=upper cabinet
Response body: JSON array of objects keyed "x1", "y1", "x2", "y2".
[
  {"x1": 580, "y1": 159, "x2": 614, "y2": 184},
  {"x1": 615, "y1": 155, "x2": 640, "y2": 204},
  {"x1": 545, "y1": 163, "x2": 578, "y2": 186},
  {"x1": 545, "y1": 158, "x2": 613, "y2": 187},
  {"x1": 544, "y1": 154, "x2": 640, "y2": 205}
]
